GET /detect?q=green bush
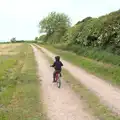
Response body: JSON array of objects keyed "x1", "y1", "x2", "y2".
[
  {"x1": 54, "y1": 44, "x2": 120, "y2": 66},
  {"x1": 39, "y1": 10, "x2": 120, "y2": 55},
  {"x1": 39, "y1": 9, "x2": 120, "y2": 66},
  {"x1": 57, "y1": 9, "x2": 120, "y2": 55}
]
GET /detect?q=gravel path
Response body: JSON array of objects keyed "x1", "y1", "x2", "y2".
[
  {"x1": 36, "y1": 44, "x2": 120, "y2": 115},
  {"x1": 32, "y1": 45, "x2": 96, "y2": 120}
]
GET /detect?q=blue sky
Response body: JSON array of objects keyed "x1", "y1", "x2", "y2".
[{"x1": 0, "y1": 0, "x2": 120, "y2": 41}]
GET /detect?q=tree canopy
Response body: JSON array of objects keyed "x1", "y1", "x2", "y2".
[
  {"x1": 39, "y1": 12, "x2": 71, "y2": 35},
  {"x1": 10, "y1": 37, "x2": 16, "y2": 43},
  {"x1": 37, "y1": 9, "x2": 120, "y2": 55},
  {"x1": 35, "y1": 37, "x2": 38, "y2": 41}
]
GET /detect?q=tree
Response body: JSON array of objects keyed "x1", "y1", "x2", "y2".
[
  {"x1": 10, "y1": 37, "x2": 16, "y2": 43},
  {"x1": 35, "y1": 37, "x2": 38, "y2": 41},
  {"x1": 39, "y1": 12, "x2": 71, "y2": 35}
]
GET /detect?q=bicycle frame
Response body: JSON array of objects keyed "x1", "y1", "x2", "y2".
[{"x1": 55, "y1": 72, "x2": 59, "y2": 82}]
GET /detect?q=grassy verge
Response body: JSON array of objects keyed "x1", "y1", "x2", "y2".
[
  {"x1": 54, "y1": 44, "x2": 120, "y2": 66},
  {"x1": 36, "y1": 45, "x2": 120, "y2": 120},
  {"x1": 0, "y1": 44, "x2": 47, "y2": 120},
  {"x1": 39, "y1": 44, "x2": 120, "y2": 86},
  {"x1": 0, "y1": 44, "x2": 27, "y2": 107}
]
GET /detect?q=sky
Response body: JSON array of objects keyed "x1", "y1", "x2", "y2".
[{"x1": 0, "y1": 0, "x2": 120, "y2": 41}]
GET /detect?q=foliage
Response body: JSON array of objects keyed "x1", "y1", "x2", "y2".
[
  {"x1": 39, "y1": 11, "x2": 71, "y2": 43},
  {"x1": 61, "y1": 9, "x2": 120, "y2": 55},
  {"x1": 38, "y1": 35, "x2": 46, "y2": 41},
  {"x1": 54, "y1": 44, "x2": 120, "y2": 66},
  {"x1": 39, "y1": 9, "x2": 120, "y2": 55},
  {"x1": 75, "y1": 17, "x2": 92, "y2": 25},
  {"x1": 39, "y1": 12, "x2": 70, "y2": 34},
  {"x1": 10, "y1": 37, "x2": 16, "y2": 43},
  {"x1": 35, "y1": 37, "x2": 38, "y2": 41}
]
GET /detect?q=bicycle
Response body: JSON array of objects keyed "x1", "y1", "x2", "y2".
[{"x1": 55, "y1": 72, "x2": 61, "y2": 88}]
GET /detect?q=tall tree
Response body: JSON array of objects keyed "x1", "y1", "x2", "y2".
[
  {"x1": 10, "y1": 37, "x2": 16, "y2": 43},
  {"x1": 39, "y1": 12, "x2": 71, "y2": 35},
  {"x1": 35, "y1": 37, "x2": 38, "y2": 41}
]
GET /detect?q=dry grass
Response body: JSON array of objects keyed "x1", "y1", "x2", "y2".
[{"x1": 0, "y1": 43, "x2": 22, "y2": 55}]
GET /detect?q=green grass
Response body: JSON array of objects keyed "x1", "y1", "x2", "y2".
[
  {"x1": 36, "y1": 45, "x2": 120, "y2": 120},
  {"x1": 55, "y1": 44, "x2": 120, "y2": 66},
  {"x1": 40, "y1": 45, "x2": 120, "y2": 86},
  {"x1": 0, "y1": 44, "x2": 27, "y2": 106},
  {"x1": 0, "y1": 44, "x2": 47, "y2": 120}
]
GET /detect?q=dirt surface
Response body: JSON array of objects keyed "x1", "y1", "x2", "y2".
[
  {"x1": 31, "y1": 45, "x2": 96, "y2": 120},
  {"x1": 35, "y1": 44, "x2": 120, "y2": 115}
]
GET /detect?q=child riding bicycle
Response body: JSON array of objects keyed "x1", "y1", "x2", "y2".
[{"x1": 50, "y1": 56, "x2": 63, "y2": 82}]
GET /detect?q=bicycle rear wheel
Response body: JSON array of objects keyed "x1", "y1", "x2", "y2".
[{"x1": 57, "y1": 74, "x2": 61, "y2": 88}]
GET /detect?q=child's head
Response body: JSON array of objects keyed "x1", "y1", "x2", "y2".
[{"x1": 55, "y1": 56, "x2": 60, "y2": 61}]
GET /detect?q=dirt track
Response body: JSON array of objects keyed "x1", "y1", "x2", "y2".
[
  {"x1": 35, "y1": 44, "x2": 120, "y2": 115},
  {"x1": 32, "y1": 45, "x2": 96, "y2": 120}
]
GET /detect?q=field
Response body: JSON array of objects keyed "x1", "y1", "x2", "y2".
[
  {"x1": 0, "y1": 43, "x2": 46, "y2": 120},
  {"x1": 1, "y1": 43, "x2": 120, "y2": 120}
]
